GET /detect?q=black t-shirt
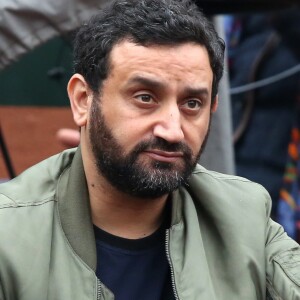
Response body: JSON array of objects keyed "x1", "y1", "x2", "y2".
[{"x1": 94, "y1": 219, "x2": 174, "y2": 300}]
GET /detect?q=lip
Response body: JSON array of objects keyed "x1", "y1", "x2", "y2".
[{"x1": 143, "y1": 149, "x2": 183, "y2": 162}]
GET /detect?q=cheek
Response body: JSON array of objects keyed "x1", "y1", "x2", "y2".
[
  {"x1": 107, "y1": 117, "x2": 149, "y2": 153},
  {"x1": 102, "y1": 98, "x2": 142, "y2": 136},
  {"x1": 184, "y1": 119, "x2": 211, "y2": 153}
]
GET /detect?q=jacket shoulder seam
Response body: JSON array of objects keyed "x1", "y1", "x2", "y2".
[
  {"x1": 0, "y1": 196, "x2": 55, "y2": 209},
  {"x1": 193, "y1": 169, "x2": 251, "y2": 183}
]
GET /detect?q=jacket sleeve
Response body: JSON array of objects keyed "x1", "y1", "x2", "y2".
[
  {"x1": 0, "y1": 0, "x2": 109, "y2": 70},
  {"x1": 265, "y1": 197, "x2": 300, "y2": 298}
]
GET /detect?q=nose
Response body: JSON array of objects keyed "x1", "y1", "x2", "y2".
[{"x1": 152, "y1": 105, "x2": 184, "y2": 143}]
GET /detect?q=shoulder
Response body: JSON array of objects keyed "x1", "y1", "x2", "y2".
[
  {"x1": 0, "y1": 148, "x2": 76, "y2": 209},
  {"x1": 187, "y1": 164, "x2": 272, "y2": 216},
  {"x1": 191, "y1": 164, "x2": 269, "y2": 194}
]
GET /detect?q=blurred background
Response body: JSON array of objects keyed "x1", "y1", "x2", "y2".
[{"x1": 0, "y1": 0, "x2": 299, "y2": 238}]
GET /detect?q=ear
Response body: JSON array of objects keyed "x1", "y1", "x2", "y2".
[
  {"x1": 67, "y1": 74, "x2": 92, "y2": 127},
  {"x1": 211, "y1": 95, "x2": 218, "y2": 113}
]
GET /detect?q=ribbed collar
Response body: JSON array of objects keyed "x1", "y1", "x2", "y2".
[{"x1": 57, "y1": 147, "x2": 97, "y2": 271}]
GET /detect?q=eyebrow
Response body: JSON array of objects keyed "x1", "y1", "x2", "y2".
[
  {"x1": 126, "y1": 75, "x2": 210, "y2": 97},
  {"x1": 126, "y1": 75, "x2": 165, "y2": 90},
  {"x1": 183, "y1": 87, "x2": 209, "y2": 98}
]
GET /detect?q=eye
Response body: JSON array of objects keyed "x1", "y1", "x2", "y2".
[
  {"x1": 181, "y1": 99, "x2": 202, "y2": 114},
  {"x1": 185, "y1": 100, "x2": 200, "y2": 109},
  {"x1": 135, "y1": 94, "x2": 153, "y2": 103},
  {"x1": 133, "y1": 93, "x2": 157, "y2": 108}
]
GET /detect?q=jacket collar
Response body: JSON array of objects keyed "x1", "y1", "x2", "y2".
[
  {"x1": 57, "y1": 147, "x2": 97, "y2": 271},
  {"x1": 56, "y1": 147, "x2": 186, "y2": 271}
]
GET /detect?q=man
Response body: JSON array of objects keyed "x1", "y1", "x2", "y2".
[{"x1": 0, "y1": 0, "x2": 299, "y2": 299}]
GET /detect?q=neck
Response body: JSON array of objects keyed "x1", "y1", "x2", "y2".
[
  {"x1": 90, "y1": 183, "x2": 169, "y2": 239},
  {"x1": 82, "y1": 144, "x2": 169, "y2": 239}
]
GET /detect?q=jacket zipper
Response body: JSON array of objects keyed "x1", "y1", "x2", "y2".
[
  {"x1": 165, "y1": 229, "x2": 180, "y2": 300},
  {"x1": 97, "y1": 279, "x2": 102, "y2": 300}
]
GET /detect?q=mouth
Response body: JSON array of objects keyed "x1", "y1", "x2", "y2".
[{"x1": 143, "y1": 149, "x2": 184, "y2": 163}]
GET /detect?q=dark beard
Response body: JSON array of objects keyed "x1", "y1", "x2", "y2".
[{"x1": 89, "y1": 99, "x2": 209, "y2": 198}]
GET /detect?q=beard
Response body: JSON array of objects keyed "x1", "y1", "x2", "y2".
[{"x1": 89, "y1": 99, "x2": 210, "y2": 198}]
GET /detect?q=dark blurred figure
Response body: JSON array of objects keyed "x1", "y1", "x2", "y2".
[{"x1": 226, "y1": 7, "x2": 300, "y2": 223}]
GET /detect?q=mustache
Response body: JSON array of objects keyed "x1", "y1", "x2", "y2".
[{"x1": 132, "y1": 137, "x2": 193, "y2": 158}]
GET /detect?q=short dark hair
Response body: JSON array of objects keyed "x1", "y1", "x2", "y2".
[{"x1": 73, "y1": 0, "x2": 225, "y2": 100}]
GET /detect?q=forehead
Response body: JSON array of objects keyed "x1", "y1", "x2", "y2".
[{"x1": 107, "y1": 40, "x2": 213, "y2": 86}]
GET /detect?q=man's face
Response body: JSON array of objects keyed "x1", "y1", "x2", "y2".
[{"x1": 88, "y1": 41, "x2": 216, "y2": 198}]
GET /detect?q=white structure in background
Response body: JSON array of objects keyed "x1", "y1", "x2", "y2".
[{"x1": 201, "y1": 16, "x2": 235, "y2": 174}]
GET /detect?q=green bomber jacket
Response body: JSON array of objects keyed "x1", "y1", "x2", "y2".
[{"x1": 0, "y1": 147, "x2": 299, "y2": 299}]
